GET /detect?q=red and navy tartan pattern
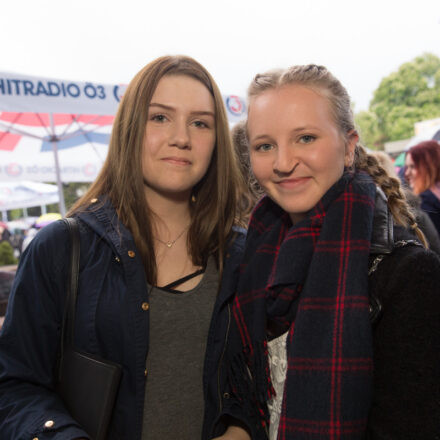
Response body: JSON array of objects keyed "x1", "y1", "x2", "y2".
[{"x1": 231, "y1": 172, "x2": 376, "y2": 439}]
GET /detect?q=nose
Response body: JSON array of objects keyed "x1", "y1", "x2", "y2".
[
  {"x1": 273, "y1": 144, "x2": 298, "y2": 175},
  {"x1": 169, "y1": 119, "x2": 190, "y2": 149}
]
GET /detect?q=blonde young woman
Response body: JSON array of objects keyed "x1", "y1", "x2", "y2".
[
  {"x1": 212, "y1": 65, "x2": 440, "y2": 440},
  {"x1": 0, "y1": 56, "x2": 247, "y2": 440}
]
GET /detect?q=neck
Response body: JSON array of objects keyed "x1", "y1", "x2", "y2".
[
  {"x1": 430, "y1": 182, "x2": 440, "y2": 199},
  {"x1": 145, "y1": 189, "x2": 191, "y2": 233}
]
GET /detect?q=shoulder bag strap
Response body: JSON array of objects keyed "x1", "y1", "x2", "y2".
[
  {"x1": 368, "y1": 239, "x2": 423, "y2": 325},
  {"x1": 58, "y1": 217, "x2": 80, "y2": 379}
]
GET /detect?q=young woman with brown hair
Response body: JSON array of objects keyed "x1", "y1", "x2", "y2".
[
  {"x1": 0, "y1": 55, "x2": 247, "y2": 439},
  {"x1": 212, "y1": 65, "x2": 440, "y2": 440}
]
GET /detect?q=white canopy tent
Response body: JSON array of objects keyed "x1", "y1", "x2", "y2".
[{"x1": 0, "y1": 181, "x2": 59, "y2": 221}]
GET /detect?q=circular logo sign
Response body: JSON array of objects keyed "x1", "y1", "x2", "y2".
[
  {"x1": 226, "y1": 95, "x2": 246, "y2": 117},
  {"x1": 5, "y1": 163, "x2": 23, "y2": 177},
  {"x1": 113, "y1": 84, "x2": 128, "y2": 102}
]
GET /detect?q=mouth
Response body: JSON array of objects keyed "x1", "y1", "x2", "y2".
[
  {"x1": 161, "y1": 156, "x2": 192, "y2": 166},
  {"x1": 276, "y1": 176, "x2": 311, "y2": 189}
]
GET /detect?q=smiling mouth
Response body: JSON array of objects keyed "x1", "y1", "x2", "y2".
[
  {"x1": 162, "y1": 157, "x2": 191, "y2": 165},
  {"x1": 276, "y1": 177, "x2": 311, "y2": 188}
]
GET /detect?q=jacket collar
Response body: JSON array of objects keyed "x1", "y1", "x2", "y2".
[
  {"x1": 76, "y1": 196, "x2": 136, "y2": 257},
  {"x1": 370, "y1": 186, "x2": 394, "y2": 255}
]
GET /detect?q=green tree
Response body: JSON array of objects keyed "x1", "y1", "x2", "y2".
[
  {"x1": 0, "y1": 241, "x2": 17, "y2": 266},
  {"x1": 356, "y1": 53, "x2": 440, "y2": 149},
  {"x1": 46, "y1": 182, "x2": 90, "y2": 213},
  {"x1": 355, "y1": 110, "x2": 383, "y2": 149}
]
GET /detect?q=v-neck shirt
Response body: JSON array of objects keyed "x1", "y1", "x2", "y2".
[{"x1": 141, "y1": 256, "x2": 219, "y2": 439}]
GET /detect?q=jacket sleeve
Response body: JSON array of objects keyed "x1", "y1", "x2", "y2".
[
  {"x1": 368, "y1": 247, "x2": 440, "y2": 440},
  {"x1": 0, "y1": 221, "x2": 90, "y2": 440},
  {"x1": 206, "y1": 229, "x2": 267, "y2": 440}
]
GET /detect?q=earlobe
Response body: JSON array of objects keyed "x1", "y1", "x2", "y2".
[
  {"x1": 344, "y1": 152, "x2": 354, "y2": 167},
  {"x1": 345, "y1": 130, "x2": 358, "y2": 167}
]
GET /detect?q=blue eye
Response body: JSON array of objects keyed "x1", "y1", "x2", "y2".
[
  {"x1": 256, "y1": 143, "x2": 273, "y2": 152},
  {"x1": 299, "y1": 135, "x2": 315, "y2": 144}
]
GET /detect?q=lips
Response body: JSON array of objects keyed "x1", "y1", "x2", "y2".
[
  {"x1": 161, "y1": 156, "x2": 191, "y2": 165},
  {"x1": 276, "y1": 176, "x2": 311, "y2": 189}
]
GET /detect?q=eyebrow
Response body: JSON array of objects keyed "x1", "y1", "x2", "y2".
[
  {"x1": 250, "y1": 134, "x2": 270, "y2": 143},
  {"x1": 290, "y1": 125, "x2": 321, "y2": 133},
  {"x1": 250, "y1": 125, "x2": 321, "y2": 142},
  {"x1": 149, "y1": 103, "x2": 215, "y2": 118}
]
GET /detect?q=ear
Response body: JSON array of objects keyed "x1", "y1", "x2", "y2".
[{"x1": 344, "y1": 130, "x2": 359, "y2": 167}]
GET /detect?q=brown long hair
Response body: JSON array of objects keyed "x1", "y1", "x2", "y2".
[
  {"x1": 246, "y1": 64, "x2": 427, "y2": 247},
  {"x1": 69, "y1": 55, "x2": 246, "y2": 283}
]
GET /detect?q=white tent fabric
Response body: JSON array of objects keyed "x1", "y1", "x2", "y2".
[
  {"x1": 0, "y1": 71, "x2": 125, "y2": 115},
  {"x1": 0, "y1": 71, "x2": 247, "y2": 123},
  {"x1": 0, "y1": 114, "x2": 112, "y2": 182},
  {"x1": 0, "y1": 181, "x2": 59, "y2": 211}
]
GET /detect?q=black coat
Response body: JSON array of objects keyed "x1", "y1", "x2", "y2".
[{"x1": 367, "y1": 229, "x2": 440, "y2": 439}]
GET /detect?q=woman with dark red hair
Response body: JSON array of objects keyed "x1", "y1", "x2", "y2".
[{"x1": 405, "y1": 140, "x2": 440, "y2": 235}]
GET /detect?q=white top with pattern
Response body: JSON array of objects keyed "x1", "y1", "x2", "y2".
[{"x1": 267, "y1": 331, "x2": 288, "y2": 440}]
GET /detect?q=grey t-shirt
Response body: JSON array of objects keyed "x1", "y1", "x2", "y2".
[{"x1": 141, "y1": 257, "x2": 219, "y2": 439}]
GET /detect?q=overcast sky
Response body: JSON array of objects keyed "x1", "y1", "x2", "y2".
[{"x1": 2, "y1": 0, "x2": 439, "y2": 112}]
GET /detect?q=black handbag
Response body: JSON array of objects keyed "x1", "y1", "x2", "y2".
[{"x1": 56, "y1": 217, "x2": 122, "y2": 440}]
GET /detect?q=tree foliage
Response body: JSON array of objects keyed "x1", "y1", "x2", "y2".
[
  {"x1": 0, "y1": 241, "x2": 17, "y2": 266},
  {"x1": 356, "y1": 53, "x2": 440, "y2": 149}
]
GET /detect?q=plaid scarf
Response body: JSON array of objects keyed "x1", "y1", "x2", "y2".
[{"x1": 230, "y1": 171, "x2": 376, "y2": 439}]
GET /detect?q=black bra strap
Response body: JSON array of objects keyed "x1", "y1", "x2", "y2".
[{"x1": 161, "y1": 268, "x2": 205, "y2": 291}]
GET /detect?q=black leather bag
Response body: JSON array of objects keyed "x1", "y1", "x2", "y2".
[{"x1": 56, "y1": 217, "x2": 122, "y2": 440}]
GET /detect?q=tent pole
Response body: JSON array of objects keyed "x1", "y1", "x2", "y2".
[{"x1": 49, "y1": 113, "x2": 66, "y2": 217}]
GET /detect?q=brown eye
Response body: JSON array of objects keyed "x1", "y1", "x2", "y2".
[
  {"x1": 193, "y1": 120, "x2": 208, "y2": 128},
  {"x1": 151, "y1": 114, "x2": 167, "y2": 122}
]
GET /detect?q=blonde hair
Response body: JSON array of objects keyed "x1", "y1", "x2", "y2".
[
  {"x1": 69, "y1": 55, "x2": 246, "y2": 283},
  {"x1": 247, "y1": 64, "x2": 427, "y2": 247}
]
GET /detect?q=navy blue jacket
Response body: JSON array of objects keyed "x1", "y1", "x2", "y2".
[
  {"x1": 420, "y1": 189, "x2": 440, "y2": 236},
  {"x1": 0, "y1": 199, "x2": 246, "y2": 440}
]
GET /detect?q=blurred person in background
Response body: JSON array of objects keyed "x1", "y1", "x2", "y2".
[
  {"x1": 372, "y1": 150, "x2": 440, "y2": 254},
  {"x1": 405, "y1": 140, "x2": 440, "y2": 235}
]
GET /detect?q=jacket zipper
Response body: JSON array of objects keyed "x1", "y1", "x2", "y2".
[{"x1": 217, "y1": 302, "x2": 231, "y2": 415}]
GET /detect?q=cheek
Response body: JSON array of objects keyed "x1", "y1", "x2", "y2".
[
  {"x1": 249, "y1": 154, "x2": 268, "y2": 183},
  {"x1": 202, "y1": 137, "x2": 216, "y2": 164}
]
